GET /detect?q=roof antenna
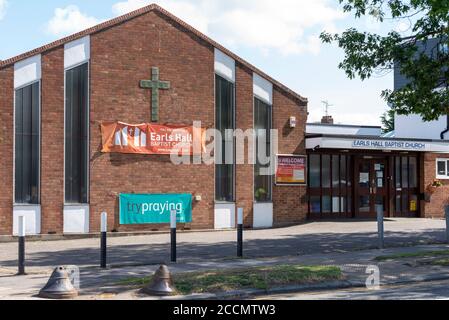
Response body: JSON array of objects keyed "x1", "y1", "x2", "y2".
[{"x1": 321, "y1": 100, "x2": 334, "y2": 117}]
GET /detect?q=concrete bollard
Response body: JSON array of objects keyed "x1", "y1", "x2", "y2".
[
  {"x1": 38, "y1": 266, "x2": 78, "y2": 299},
  {"x1": 142, "y1": 265, "x2": 176, "y2": 296},
  {"x1": 377, "y1": 205, "x2": 384, "y2": 249}
]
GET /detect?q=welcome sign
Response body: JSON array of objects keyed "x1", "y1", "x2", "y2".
[
  {"x1": 276, "y1": 155, "x2": 307, "y2": 186},
  {"x1": 119, "y1": 194, "x2": 193, "y2": 225}
]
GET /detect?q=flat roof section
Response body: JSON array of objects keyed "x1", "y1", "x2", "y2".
[{"x1": 306, "y1": 123, "x2": 382, "y2": 137}]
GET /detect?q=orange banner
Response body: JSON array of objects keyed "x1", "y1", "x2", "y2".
[{"x1": 101, "y1": 122, "x2": 206, "y2": 155}]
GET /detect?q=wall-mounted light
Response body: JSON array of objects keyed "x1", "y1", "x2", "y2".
[{"x1": 289, "y1": 116, "x2": 297, "y2": 128}]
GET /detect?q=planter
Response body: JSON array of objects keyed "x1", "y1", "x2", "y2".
[{"x1": 424, "y1": 185, "x2": 439, "y2": 202}]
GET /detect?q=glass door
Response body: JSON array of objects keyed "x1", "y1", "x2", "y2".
[
  {"x1": 308, "y1": 153, "x2": 353, "y2": 219},
  {"x1": 393, "y1": 156, "x2": 419, "y2": 217},
  {"x1": 356, "y1": 158, "x2": 388, "y2": 218}
]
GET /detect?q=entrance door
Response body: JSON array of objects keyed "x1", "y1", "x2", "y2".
[
  {"x1": 392, "y1": 156, "x2": 420, "y2": 217},
  {"x1": 356, "y1": 158, "x2": 388, "y2": 218}
]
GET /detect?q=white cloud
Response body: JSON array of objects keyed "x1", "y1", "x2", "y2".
[
  {"x1": 0, "y1": 0, "x2": 8, "y2": 20},
  {"x1": 111, "y1": 0, "x2": 346, "y2": 56},
  {"x1": 46, "y1": 5, "x2": 103, "y2": 37}
]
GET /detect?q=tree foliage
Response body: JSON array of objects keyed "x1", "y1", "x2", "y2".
[
  {"x1": 321, "y1": 0, "x2": 449, "y2": 121},
  {"x1": 381, "y1": 108, "x2": 395, "y2": 132}
]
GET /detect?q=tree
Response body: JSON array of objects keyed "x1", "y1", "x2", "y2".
[
  {"x1": 381, "y1": 108, "x2": 395, "y2": 133},
  {"x1": 320, "y1": 0, "x2": 449, "y2": 121}
]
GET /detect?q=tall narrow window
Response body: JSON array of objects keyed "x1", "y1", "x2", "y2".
[
  {"x1": 65, "y1": 63, "x2": 89, "y2": 204},
  {"x1": 215, "y1": 75, "x2": 235, "y2": 202},
  {"x1": 254, "y1": 97, "x2": 272, "y2": 202},
  {"x1": 15, "y1": 82, "x2": 40, "y2": 204}
]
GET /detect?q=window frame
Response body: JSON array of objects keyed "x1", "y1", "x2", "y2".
[
  {"x1": 13, "y1": 80, "x2": 41, "y2": 205},
  {"x1": 214, "y1": 73, "x2": 236, "y2": 203},
  {"x1": 436, "y1": 158, "x2": 449, "y2": 179},
  {"x1": 64, "y1": 61, "x2": 90, "y2": 205},
  {"x1": 307, "y1": 153, "x2": 353, "y2": 217},
  {"x1": 254, "y1": 96, "x2": 273, "y2": 203}
]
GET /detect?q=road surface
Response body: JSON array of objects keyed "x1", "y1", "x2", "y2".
[{"x1": 256, "y1": 279, "x2": 449, "y2": 300}]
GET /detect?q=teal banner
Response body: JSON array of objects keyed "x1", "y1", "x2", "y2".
[{"x1": 119, "y1": 194, "x2": 192, "y2": 225}]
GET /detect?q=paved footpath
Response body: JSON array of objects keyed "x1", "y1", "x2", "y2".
[
  {"x1": 1, "y1": 243, "x2": 449, "y2": 300},
  {"x1": 0, "y1": 218, "x2": 447, "y2": 300},
  {"x1": 0, "y1": 218, "x2": 445, "y2": 270}
]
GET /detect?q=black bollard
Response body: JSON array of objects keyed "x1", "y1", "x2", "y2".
[
  {"x1": 377, "y1": 205, "x2": 384, "y2": 249},
  {"x1": 237, "y1": 208, "x2": 243, "y2": 257},
  {"x1": 170, "y1": 210, "x2": 177, "y2": 263},
  {"x1": 100, "y1": 212, "x2": 107, "y2": 269},
  {"x1": 17, "y1": 216, "x2": 26, "y2": 275},
  {"x1": 445, "y1": 206, "x2": 449, "y2": 244}
]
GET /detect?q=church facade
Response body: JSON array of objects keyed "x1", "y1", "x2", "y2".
[
  {"x1": 1, "y1": 4, "x2": 448, "y2": 237},
  {"x1": 0, "y1": 4, "x2": 308, "y2": 235}
]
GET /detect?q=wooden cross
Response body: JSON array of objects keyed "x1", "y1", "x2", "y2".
[{"x1": 140, "y1": 67, "x2": 171, "y2": 122}]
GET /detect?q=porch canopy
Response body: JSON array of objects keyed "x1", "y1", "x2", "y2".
[{"x1": 306, "y1": 134, "x2": 449, "y2": 153}]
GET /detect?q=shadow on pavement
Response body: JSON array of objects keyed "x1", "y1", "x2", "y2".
[{"x1": 0, "y1": 229, "x2": 445, "y2": 268}]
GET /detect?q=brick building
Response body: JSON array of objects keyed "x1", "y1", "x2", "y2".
[
  {"x1": 0, "y1": 4, "x2": 308, "y2": 236},
  {"x1": 1, "y1": 4, "x2": 447, "y2": 237},
  {"x1": 305, "y1": 122, "x2": 449, "y2": 220},
  {"x1": 302, "y1": 37, "x2": 449, "y2": 221}
]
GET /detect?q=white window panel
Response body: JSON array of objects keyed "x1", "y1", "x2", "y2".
[
  {"x1": 214, "y1": 48, "x2": 235, "y2": 83},
  {"x1": 436, "y1": 158, "x2": 449, "y2": 179},
  {"x1": 14, "y1": 55, "x2": 41, "y2": 89},
  {"x1": 64, "y1": 36, "x2": 90, "y2": 69},
  {"x1": 253, "y1": 73, "x2": 273, "y2": 105}
]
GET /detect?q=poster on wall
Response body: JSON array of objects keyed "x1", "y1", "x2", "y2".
[
  {"x1": 275, "y1": 155, "x2": 307, "y2": 186},
  {"x1": 101, "y1": 122, "x2": 206, "y2": 155},
  {"x1": 119, "y1": 193, "x2": 193, "y2": 225}
]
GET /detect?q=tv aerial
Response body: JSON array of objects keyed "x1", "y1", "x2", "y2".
[{"x1": 321, "y1": 100, "x2": 334, "y2": 117}]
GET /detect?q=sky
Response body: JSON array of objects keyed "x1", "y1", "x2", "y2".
[{"x1": 0, "y1": 0, "x2": 411, "y2": 126}]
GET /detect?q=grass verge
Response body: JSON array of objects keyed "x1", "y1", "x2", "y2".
[
  {"x1": 374, "y1": 250, "x2": 449, "y2": 261},
  {"x1": 119, "y1": 265, "x2": 342, "y2": 295},
  {"x1": 430, "y1": 258, "x2": 449, "y2": 266}
]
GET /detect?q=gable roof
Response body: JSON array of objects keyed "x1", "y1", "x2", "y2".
[{"x1": 0, "y1": 3, "x2": 307, "y2": 103}]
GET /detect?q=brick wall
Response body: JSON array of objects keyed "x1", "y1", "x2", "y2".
[
  {"x1": 89, "y1": 11, "x2": 216, "y2": 232},
  {"x1": 422, "y1": 153, "x2": 449, "y2": 218},
  {"x1": 0, "y1": 10, "x2": 308, "y2": 235},
  {"x1": 0, "y1": 66, "x2": 14, "y2": 235},
  {"x1": 41, "y1": 48, "x2": 65, "y2": 234},
  {"x1": 272, "y1": 88, "x2": 308, "y2": 225},
  {"x1": 235, "y1": 62, "x2": 255, "y2": 228}
]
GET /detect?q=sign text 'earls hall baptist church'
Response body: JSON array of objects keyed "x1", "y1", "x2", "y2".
[{"x1": 101, "y1": 122, "x2": 207, "y2": 155}]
